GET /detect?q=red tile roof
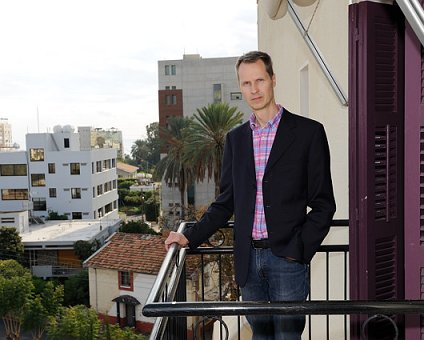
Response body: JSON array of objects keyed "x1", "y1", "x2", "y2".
[
  {"x1": 84, "y1": 233, "x2": 166, "y2": 275},
  {"x1": 116, "y1": 162, "x2": 138, "y2": 174}
]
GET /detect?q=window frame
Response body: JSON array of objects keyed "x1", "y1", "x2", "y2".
[{"x1": 118, "y1": 271, "x2": 134, "y2": 291}]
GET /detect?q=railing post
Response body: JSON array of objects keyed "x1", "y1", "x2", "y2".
[{"x1": 165, "y1": 262, "x2": 188, "y2": 339}]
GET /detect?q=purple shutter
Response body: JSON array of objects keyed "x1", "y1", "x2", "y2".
[
  {"x1": 404, "y1": 1, "x2": 424, "y2": 338},
  {"x1": 349, "y1": 2, "x2": 405, "y2": 339}
]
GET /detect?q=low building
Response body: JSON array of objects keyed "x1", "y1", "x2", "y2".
[
  {"x1": 84, "y1": 232, "x2": 167, "y2": 333},
  {"x1": 21, "y1": 218, "x2": 121, "y2": 278},
  {"x1": 116, "y1": 162, "x2": 138, "y2": 179}
]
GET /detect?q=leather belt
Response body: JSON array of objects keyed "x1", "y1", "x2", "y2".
[{"x1": 252, "y1": 238, "x2": 270, "y2": 249}]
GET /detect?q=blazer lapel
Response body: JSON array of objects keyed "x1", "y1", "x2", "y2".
[
  {"x1": 265, "y1": 110, "x2": 296, "y2": 173},
  {"x1": 240, "y1": 122, "x2": 256, "y2": 185}
]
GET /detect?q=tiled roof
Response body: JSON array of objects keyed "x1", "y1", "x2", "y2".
[
  {"x1": 116, "y1": 162, "x2": 138, "y2": 173},
  {"x1": 84, "y1": 233, "x2": 166, "y2": 275}
]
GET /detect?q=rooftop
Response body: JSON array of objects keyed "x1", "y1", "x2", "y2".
[
  {"x1": 117, "y1": 162, "x2": 138, "y2": 173},
  {"x1": 21, "y1": 219, "x2": 120, "y2": 248},
  {"x1": 84, "y1": 232, "x2": 166, "y2": 275}
]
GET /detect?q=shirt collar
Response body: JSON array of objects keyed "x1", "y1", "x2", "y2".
[{"x1": 249, "y1": 105, "x2": 284, "y2": 130}]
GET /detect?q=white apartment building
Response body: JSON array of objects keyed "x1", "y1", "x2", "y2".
[
  {"x1": 0, "y1": 125, "x2": 119, "y2": 224},
  {"x1": 158, "y1": 54, "x2": 251, "y2": 221}
]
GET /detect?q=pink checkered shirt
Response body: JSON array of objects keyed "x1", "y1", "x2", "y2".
[{"x1": 249, "y1": 105, "x2": 283, "y2": 240}]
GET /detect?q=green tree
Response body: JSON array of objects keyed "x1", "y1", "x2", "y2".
[
  {"x1": 130, "y1": 122, "x2": 160, "y2": 173},
  {"x1": 155, "y1": 116, "x2": 193, "y2": 220},
  {"x1": 23, "y1": 280, "x2": 64, "y2": 340},
  {"x1": 144, "y1": 190, "x2": 160, "y2": 222},
  {"x1": 74, "y1": 240, "x2": 100, "y2": 262},
  {"x1": 120, "y1": 221, "x2": 158, "y2": 234},
  {"x1": 64, "y1": 270, "x2": 89, "y2": 306},
  {"x1": 144, "y1": 121, "x2": 160, "y2": 168},
  {"x1": 186, "y1": 102, "x2": 243, "y2": 197},
  {"x1": 0, "y1": 260, "x2": 34, "y2": 340},
  {"x1": 48, "y1": 305, "x2": 145, "y2": 340},
  {"x1": 47, "y1": 305, "x2": 101, "y2": 340},
  {"x1": 0, "y1": 227, "x2": 24, "y2": 262}
]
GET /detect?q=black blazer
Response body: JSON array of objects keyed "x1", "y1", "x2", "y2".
[{"x1": 184, "y1": 108, "x2": 336, "y2": 287}]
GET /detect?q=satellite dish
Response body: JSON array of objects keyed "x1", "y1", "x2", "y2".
[{"x1": 261, "y1": 0, "x2": 288, "y2": 20}]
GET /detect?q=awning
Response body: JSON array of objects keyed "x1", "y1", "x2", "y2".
[{"x1": 112, "y1": 295, "x2": 141, "y2": 306}]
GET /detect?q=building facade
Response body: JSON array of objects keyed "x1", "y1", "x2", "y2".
[
  {"x1": 0, "y1": 125, "x2": 119, "y2": 222},
  {"x1": 158, "y1": 54, "x2": 252, "y2": 221}
]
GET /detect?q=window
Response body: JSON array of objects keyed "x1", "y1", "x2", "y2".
[
  {"x1": 97, "y1": 184, "x2": 103, "y2": 196},
  {"x1": 71, "y1": 188, "x2": 81, "y2": 199},
  {"x1": 93, "y1": 187, "x2": 96, "y2": 198},
  {"x1": 72, "y1": 212, "x2": 82, "y2": 219},
  {"x1": 96, "y1": 161, "x2": 102, "y2": 173},
  {"x1": 30, "y1": 148, "x2": 44, "y2": 161},
  {"x1": 49, "y1": 188, "x2": 57, "y2": 198},
  {"x1": 119, "y1": 271, "x2": 133, "y2": 290},
  {"x1": 165, "y1": 94, "x2": 177, "y2": 105},
  {"x1": 112, "y1": 159, "x2": 116, "y2": 168},
  {"x1": 105, "y1": 202, "x2": 113, "y2": 214},
  {"x1": 165, "y1": 64, "x2": 176, "y2": 75},
  {"x1": 31, "y1": 174, "x2": 46, "y2": 187},
  {"x1": 64, "y1": 138, "x2": 70, "y2": 148},
  {"x1": 213, "y1": 84, "x2": 222, "y2": 103},
  {"x1": 33, "y1": 198, "x2": 47, "y2": 211},
  {"x1": 1, "y1": 189, "x2": 28, "y2": 200},
  {"x1": 0, "y1": 164, "x2": 27, "y2": 176},
  {"x1": 231, "y1": 92, "x2": 242, "y2": 100},
  {"x1": 70, "y1": 163, "x2": 80, "y2": 175},
  {"x1": 48, "y1": 163, "x2": 55, "y2": 174}
]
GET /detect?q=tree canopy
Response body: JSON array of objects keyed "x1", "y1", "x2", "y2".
[{"x1": 0, "y1": 227, "x2": 24, "y2": 262}]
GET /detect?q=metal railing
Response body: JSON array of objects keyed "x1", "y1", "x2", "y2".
[{"x1": 143, "y1": 220, "x2": 424, "y2": 339}]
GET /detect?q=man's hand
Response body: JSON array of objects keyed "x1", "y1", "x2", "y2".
[{"x1": 164, "y1": 231, "x2": 189, "y2": 251}]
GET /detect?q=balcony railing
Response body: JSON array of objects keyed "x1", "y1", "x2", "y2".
[{"x1": 143, "y1": 220, "x2": 424, "y2": 340}]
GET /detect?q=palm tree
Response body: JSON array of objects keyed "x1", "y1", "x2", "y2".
[
  {"x1": 185, "y1": 102, "x2": 243, "y2": 198},
  {"x1": 155, "y1": 116, "x2": 193, "y2": 220}
]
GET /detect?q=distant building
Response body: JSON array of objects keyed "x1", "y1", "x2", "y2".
[
  {"x1": 158, "y1": 54, "x2": 250, "y2": 222},
  {"x1": 0, "y1": 118, "x2": 19, "y2": 150},
  {"x1": 116, "y1": 162, "x2": 138, "y2": 179},
  {"x1": 0, "y1": 125, "x2": 119, "y2": 222},
  {"x1": 89, "y1": 127, "x2": 124, "y2": 159}
]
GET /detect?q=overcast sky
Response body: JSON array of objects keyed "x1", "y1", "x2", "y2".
[{"x1": 0, "y1": 0, "x2": 257, "y2": 154}]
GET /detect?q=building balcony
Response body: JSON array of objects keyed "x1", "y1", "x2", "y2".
[
  {"x1": 31, "y1": 264, "x2": 83, "y2": 278},
  {"x1": 143, "y1": 221, "x2": 424, "y2": 339}
]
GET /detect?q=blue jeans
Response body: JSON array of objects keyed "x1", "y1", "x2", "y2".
[{"x1": 241, "y1": 248, "x2": 309, "y2": 340}]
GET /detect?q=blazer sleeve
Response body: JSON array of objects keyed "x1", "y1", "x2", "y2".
[{"x1": 301, "y1": 124, "x2": 336, "y2": 263}]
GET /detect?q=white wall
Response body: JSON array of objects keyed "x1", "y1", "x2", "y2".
[{"x1": 257, "y1": 0, "x2": 349, "y2": 219}]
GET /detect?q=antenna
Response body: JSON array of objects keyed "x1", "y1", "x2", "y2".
[{"x1": 37, "y1": 106, "x2": 40, "y2": 133}]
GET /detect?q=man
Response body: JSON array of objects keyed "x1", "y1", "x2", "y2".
[{"x1": 165, "y1": 51, "x2": 336, "y2": 339}]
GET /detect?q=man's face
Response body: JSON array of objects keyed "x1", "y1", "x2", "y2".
[{"x1": 238, "y1": 60, "x2": 276, "y2": 112}]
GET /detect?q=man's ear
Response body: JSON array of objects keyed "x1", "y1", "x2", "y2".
[{"x1": 272, "y1": 74, "x2": 276, "y2": 87}]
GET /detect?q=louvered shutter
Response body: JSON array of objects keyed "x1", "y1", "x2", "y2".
[
  {"x1": 404, "y1": 2, "x2": 424, "y2": 338},
  {"x1": 349, "y1": 2, "x2": 405, "y2": 339}
]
